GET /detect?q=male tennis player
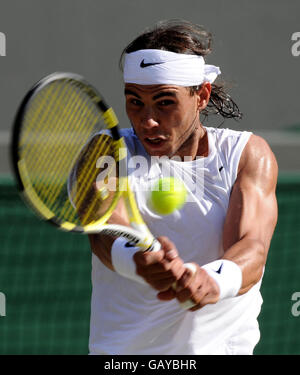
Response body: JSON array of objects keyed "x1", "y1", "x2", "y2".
[{"x1": 88, "y1": 20, "x2": 278, "y2": 355}]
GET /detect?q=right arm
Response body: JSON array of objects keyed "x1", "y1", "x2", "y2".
[
  {"x1": 88, "y1": 198, "x2": 130, "y2": 271},
  {"x1": 88, "y1": 198, "x2": 185, "y2": 291},
  {"x1": 75, "y1": 136, "x2": 185, "y2": 293}
]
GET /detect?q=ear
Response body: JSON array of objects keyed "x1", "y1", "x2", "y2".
[{"x1": 196, "y1": 82, "x2": 212, "y2": 111}]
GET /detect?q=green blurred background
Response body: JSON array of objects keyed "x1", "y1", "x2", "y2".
[{"x1": 1, "y1": 0, "x2": 300, "y2": 354}]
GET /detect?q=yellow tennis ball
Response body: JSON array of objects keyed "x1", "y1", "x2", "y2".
[{"x1": 150, "y1": 177, "x2": 187, "y2": 215}]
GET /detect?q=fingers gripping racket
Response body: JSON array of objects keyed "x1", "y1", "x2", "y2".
[{"x1": 11, "y1": 72, "x2": 195, "y2": 309}]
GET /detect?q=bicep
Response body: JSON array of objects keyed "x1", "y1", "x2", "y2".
[{"x1": 223, "y1": 135, "x2": 278, "y2": 259}]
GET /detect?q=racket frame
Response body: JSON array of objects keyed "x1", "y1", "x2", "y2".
[{"x1": 11, "y1": 72, "x2": 159, "y2": 251}]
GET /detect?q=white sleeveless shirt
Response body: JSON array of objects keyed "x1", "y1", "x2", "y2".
[{"x1": 89, "y1": 126, "x2": 263, "y2": 355}]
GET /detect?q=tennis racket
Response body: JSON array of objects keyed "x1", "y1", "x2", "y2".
[{"x1": 11, "y1": 72, "x2": 195, "y2": 308}]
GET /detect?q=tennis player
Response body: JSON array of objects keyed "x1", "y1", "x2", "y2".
[{"x1": 88, "y1": 20, "x2": 278, "y2": 355}]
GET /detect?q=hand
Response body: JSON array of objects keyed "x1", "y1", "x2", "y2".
[
  {"x1": 158, "y1": 263, "x2": 221, "y2": 311},
  {"x1": 133, "y1": 236, "x2": 186, "y2": 292}
]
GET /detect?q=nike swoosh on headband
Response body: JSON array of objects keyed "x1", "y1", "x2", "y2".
[{"x1": 140, "y1": 59, "x2": 164, "y2": 68}]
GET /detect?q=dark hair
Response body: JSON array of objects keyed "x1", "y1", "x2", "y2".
[{"x1": 120, "y1": 19, "x2": 242, "y2": 122}]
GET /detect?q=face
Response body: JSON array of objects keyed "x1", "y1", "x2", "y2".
[{"x1": 124, "y1": 83, "x2": 210, "y2": 158}]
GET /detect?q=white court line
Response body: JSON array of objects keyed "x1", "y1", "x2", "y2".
[{"x1": 1, "y1": 129, "x2": 300, "y2": 146}]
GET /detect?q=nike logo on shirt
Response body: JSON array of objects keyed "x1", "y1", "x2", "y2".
[{"x1": 215, "y1": 263, "x2": 223, "y2": 274}]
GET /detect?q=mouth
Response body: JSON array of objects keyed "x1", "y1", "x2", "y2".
[{"x1": 144, "y1": 135, "x2": 169, "y2": 148}]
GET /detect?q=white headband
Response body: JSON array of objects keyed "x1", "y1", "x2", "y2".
[{"x1": 123, "y1": 49, "x2": 221, "y2": 86}]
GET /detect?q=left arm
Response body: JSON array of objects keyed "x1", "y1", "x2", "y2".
[{"x1": 222, "y1": 134, "x2": 278, "y2": 294}]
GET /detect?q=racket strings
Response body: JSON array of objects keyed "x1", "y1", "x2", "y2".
[
  {"x1": 29, "y1": 85, "x2": 87, "y2": 206},
  {"x1": 20, "y1": 80, "x2": 105, "y2": 224},
  {"x1": 20, "y1": 81, "x2": 64, "y2": 147},
  {"x1": 66, "y1": 134, "x2": 118, "y2": 225},
  {"x1": 63, "y1": 134, "x2": 110, "y2": 221},
  {"x1": 21, "y1": 81, "x2": 74, "y2": 164},
  {"x1": 35, "y1": 84, "x2": 96, "y2": 181},
  {"x1": 37, "y1": 92, "x2": 100, "y2": 209},
  {"x1": 77, "y1": 144, "x2": 119, "y2": 224},
  {"x1": 20, "y1": 81, "x2": 79, "y2": 193}
]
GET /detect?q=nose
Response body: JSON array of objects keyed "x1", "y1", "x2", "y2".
[{"x1": 140, "y1": 107, "x2": 159, "y2": 129}]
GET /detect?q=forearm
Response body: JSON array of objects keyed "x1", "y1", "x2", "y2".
[
  {"x1": 89, "y1": 233, "x2": 116, "y2": 271},
  {"x1": 89, "y1": 233, "x2": 151, "y2": 285},
  {"x1": 222, "y1": 236, "x2": 266, "y2": 295},
  {"x1": 89, "y1": 199, "x2": 131, "y2": 271}
]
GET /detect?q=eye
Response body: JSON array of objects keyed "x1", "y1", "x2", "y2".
[
  {"x1": 158, "y1": 99, "x2": 175, "y2": 107},
  {"x1": 129, "y1": 98, "x2": 143, "y2": 106}
]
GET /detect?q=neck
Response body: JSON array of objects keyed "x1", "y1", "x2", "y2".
[
  {"x1": 196, "y1": 126, "x2": 208, "y2": 157},
  {"x1": 173, "y1": 124, "x2": 208, "y2": 160}
]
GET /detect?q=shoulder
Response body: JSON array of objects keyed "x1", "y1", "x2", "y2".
[
  {"x1": 207, "y1": 126, "x2": 251, "y2": 139},
  {"x1": 206, "y1": 126, "x2": 252, "y2": 152},
  {"x1": 238, "y1": 134, "x2": 278, "y2": 193},
  {"x1": 239, "y1": 134, "x2": 277, "y2": 172}
]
